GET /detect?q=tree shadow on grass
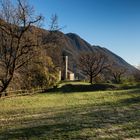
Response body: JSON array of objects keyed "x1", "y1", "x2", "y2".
[
  {"x1": 119, "y1": 95, "x2": 140, "y2": 105},
  {"x1": 116, "y1": 88, "x2": 140, "y2": 95},
  {"x1": 0, "y1": 97, "x2": 140, "y2": 140},
  {"x1": 46, "y1": 83, "x2": 117, "y2": 93},
  {"x1": 119, "y1": 83, "x2": 140, "y2": 90}
]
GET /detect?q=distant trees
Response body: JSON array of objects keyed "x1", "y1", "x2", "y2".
[
  {"x1": 79, "y1": 52, "x2": 109, "y2": 84},
  {"x1": 109, "y1": 66, "x2": 127, "y2": 84},
  {"x1": 133, "y1": 65, "x2": 140, "y2": 82},
  {"x1": 133, "y1": 72, "x2": 140, "y2": 82}
]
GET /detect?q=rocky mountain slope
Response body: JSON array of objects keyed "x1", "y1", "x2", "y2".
[
  {"x1": 53, "y1": 32, "x2": 137, "y2": 73},
  {"x1": 35, "y1": 26, "x2": 138, "y2": 76}
]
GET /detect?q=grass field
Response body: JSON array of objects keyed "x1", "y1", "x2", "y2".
[{"x1": 0, "y1": 83, "x2": 140, "y2": 140}]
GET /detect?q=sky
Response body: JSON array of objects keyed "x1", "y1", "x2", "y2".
[{"x1": 28, "y1": 0, "x2": 140, "y2": 66}]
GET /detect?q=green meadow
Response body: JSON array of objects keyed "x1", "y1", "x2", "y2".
[{"x1": 0, "y1": 83, "x2": 140, "y2": 140}]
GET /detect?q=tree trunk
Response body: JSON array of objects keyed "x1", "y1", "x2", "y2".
[
  {"x1": 0, "y1": 76, "x2": 13, "y2": 96},
  {"x1": 0, "y1": 83, "x2": 9, "y2": 93},
  {"x1": 90, "y1": 76, "x2": 93, "y2": 84}
]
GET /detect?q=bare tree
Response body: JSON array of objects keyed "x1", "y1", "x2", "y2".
[
  {"x1": 79, "y1": 52, "x2": 109, "y2": 84},
  {"x1": 0, "y1": 0, "x2": 42, "y2": 93},
  {"x1": 49, "y1": 14, "x2": 59, "y2": 31},
  {"x1": 133, "y1": 65, "x2": 140, "y2": 82},
  {"x1": 109, "y1": 66, "x2": 127, "y2": 84},
  {"x1": 42, "y1": 14, "x2": 62, "y2": 48}
]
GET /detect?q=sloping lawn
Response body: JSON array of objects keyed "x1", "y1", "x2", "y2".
[{"x1": 0, "y1": 88, "x2": 140, "y2": 140}]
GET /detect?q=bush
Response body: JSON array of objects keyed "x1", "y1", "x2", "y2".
[
  {"x1": 8, "y1": 56, "x2": 59, "y2": 91},
  {"x1": 133, "y1": 71, "x2": 140, "y2": 82}
]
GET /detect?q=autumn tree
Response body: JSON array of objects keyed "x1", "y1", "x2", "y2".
[
  {"x1": 79, "y1": 51, "x2": 109, "y2": 84},
  {"x1": 19, "y1": 48, "x2": 59, "y2": 90},
  {"x1": 0, "y1": 0, "x2": 43, "y2": 93}
]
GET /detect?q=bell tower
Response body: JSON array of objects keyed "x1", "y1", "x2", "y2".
[{"x1": 64, "y1": 56, "x2": 68, "y2": 80}]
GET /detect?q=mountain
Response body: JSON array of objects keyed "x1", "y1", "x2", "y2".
[
  {"x1": 35, "y1": 27, "x2": 138, "y2": 76},
  {"x1": 54, "y1": 32, "x2": 137, "y2": 73}
]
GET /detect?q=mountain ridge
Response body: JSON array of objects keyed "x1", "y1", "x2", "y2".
[
  {"x1": 59, "y1": 32, "x2": 137, "y2": 74},
  {"x1": 32, "y1": 26, "x2": 138, "y2": 74}
]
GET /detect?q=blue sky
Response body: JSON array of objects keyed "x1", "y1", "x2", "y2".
[{"x1": 28, "y1": 0, "x2": 140, "y2": 66}]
